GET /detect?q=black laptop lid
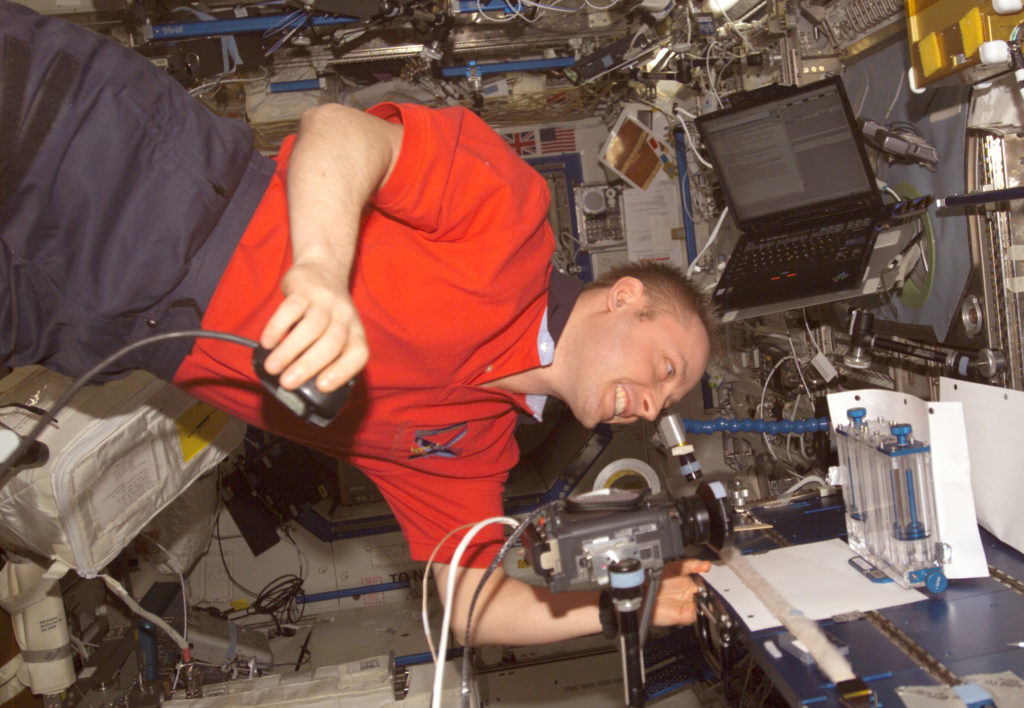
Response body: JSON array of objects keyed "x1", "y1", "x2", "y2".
[{"x1": 694, "y1": 76, "x2": 882, "y2": 234}]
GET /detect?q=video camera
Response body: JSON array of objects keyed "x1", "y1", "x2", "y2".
[{"x1": 522, "y1": 480, "x2": 734, "y2": 593}]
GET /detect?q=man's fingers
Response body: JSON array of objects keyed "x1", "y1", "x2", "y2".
[
  {"x1": 315, "y1": 330, "x2": 368, "y2": 392},
  {"x1": 280, "y1": 320, "x2": 365, "y2": 392},
  {"x1": 267, "y1": 309, "x2": 332, "y2": 385},
  {"x1": 260, "y1": 294, "x2": 310, "y2": 357},
  {"x1": 679, "y1": 558, "x2": 712, "y2": 575}
]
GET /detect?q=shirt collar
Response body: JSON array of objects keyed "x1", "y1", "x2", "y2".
[{"x1": 526, "y1": 270, "x2": 584, "y2": 420}]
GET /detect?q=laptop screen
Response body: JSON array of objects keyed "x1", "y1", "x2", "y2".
[{"x1": 696, "y1": 77, "x2": 880, "y2": 229}]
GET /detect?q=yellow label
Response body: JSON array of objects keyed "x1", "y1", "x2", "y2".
[
  {"x1": 918, "y1": 32, "x2": 943, "y2": 77},
  {"x1": 175, "y1": 402, "x2": 230, "y2": 463},
  {"x1": 959, "y1": 7, "x2": 983, "y2": 59},
  {"x1": 230, "y1": 599, "x2": 250, "y2": 612}
]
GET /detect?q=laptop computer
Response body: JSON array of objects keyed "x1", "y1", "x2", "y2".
[{"x1": 694, "y1": 76, "x2": 888, "y2": 322}]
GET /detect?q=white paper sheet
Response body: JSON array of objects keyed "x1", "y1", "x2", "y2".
[
  {"x1": 939, "y1": 378, "x2": 1024, "y2": 556},
  {"x1": 622, "y1": 179, "x2": 686, "y2": 269},
  {"x1": 704, "y1": 539, "x2": 926, "y2": 632},
  {"x1": 826, "y1": 389, "x2": 989, "y2": 580}
]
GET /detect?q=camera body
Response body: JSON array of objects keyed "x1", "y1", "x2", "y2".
[{"x1": 523, "y1": 480, "x2": 733, "y2": 593}]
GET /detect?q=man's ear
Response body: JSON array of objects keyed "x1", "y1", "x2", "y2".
[{"x1": 607, "y1": 276, "x2": 645, "y2": 311}]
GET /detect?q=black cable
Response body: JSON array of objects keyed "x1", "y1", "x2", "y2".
[
  {"x1": 887, "y1": 120, "x2": 923, "y2": 138},
  {"x1": 458, "y1": 506, "x2": 546, "y2": 707},
  {"x1": 216, "y1": 496, "x2": 260, "y2": 599},
  {"x1": 242, "y1": 573, "x2": 305, "y2": 636},
  {"x1": 294, "y1": 628, "x2": 313, "y2": 671},
  {"x1": 0, "y1": 402, "x2": 51, "y2": 419},
  {"x1": 0, "y1": 329, "x2": 258, "y2": 488},
  {"x1": 212, "y1": 501, "x2": 306, "y2": 633}
]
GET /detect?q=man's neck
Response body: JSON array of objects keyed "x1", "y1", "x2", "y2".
[
  {"x1": 480, "y1": 270, "x2": 585, "y2": 397},
  {"x1": 481, "y1": 286, "x2": 599, "y2": 398}
]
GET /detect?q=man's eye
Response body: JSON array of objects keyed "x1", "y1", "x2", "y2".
[{"x1": 666, "y1": 363, "x2": 675, "y2": 378}]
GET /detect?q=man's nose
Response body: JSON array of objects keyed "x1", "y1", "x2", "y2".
[{"x1": 639, "y1": 390, "x2": 663, "y2": 421}]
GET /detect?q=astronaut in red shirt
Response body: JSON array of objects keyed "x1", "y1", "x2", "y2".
[{"x1": 176, "y1": 102, "x2": 715, "y2": 647}]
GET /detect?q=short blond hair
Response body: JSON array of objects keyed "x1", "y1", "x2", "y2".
[{"x1": 584, "y1": 261, "x2": 721, "y2": 357}]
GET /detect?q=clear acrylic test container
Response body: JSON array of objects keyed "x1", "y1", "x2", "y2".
[{"x1": 838, "y1": 416, "x2": 947, "y2": 592}]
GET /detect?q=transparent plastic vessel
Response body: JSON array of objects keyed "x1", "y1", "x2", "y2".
[
  {"x1": 835, "y1": 407, "x2": 868, "y2": 555},
  {"x1": 838, "y1": 415, "x2": 946, "y2": 592}
]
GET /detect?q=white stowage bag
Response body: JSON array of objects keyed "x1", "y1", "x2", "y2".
[{"x1": 0, "y1": 366, "x2": 245, "y2": 576}]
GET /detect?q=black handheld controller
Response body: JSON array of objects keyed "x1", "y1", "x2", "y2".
[{"x1": 252, "y1": 347, "x2": 355, "y2": 427}]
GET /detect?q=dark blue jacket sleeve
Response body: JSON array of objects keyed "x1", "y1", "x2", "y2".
[{"x1": 0, "y1": 0, "x2": 275, "y2": 381}]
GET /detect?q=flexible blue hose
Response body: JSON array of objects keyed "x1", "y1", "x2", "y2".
[{"x1": 682, "y1": 417, "x2": 830, "y2": 435}]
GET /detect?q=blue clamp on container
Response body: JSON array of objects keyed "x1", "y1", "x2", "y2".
[
  {"x1": 890, "y1": 423, "x2": 913, "y2": 445},
  {"x1": 953, "y1": 683, "x2": 996, "y2": 707}
]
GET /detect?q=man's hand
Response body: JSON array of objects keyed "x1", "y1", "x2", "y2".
[
  {"x1": 255, "y1": 102, "x2": 402, "y2": 393},
  {"x1": 650, "y1": 558, "x2": 712, "y2": 627},
  {"x1": 259, "y1": 257, "x2": 369, "y2": 393}
]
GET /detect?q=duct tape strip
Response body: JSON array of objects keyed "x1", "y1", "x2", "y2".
[
  {"x1": 592, "y1": 458, "x2": 661, "y2": 494},
  {"x1": 19, "y1": 644, "x2": 73, "y2": 664}
]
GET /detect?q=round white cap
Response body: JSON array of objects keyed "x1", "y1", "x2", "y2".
[{"x1": 979, "y1": 40, "x2": 1011, "y2": 66}]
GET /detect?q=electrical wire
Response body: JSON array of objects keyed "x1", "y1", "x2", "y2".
[
  {"x1": 781, "y1": 474, "x2": 827, "y2": 495},
  {"x1": 705, "y1": 41, "x2": 724, "y2": 108},
  {"x1": 241, "y1": 574, "x2": 306, "y2": 636},
  {"x1": 188, "y1": 67, "x2": 270, "y2": 98},
  {"x1": 674, "y1": 111, "x2": 714, "y2": 169},
  {"x1": 801, "y1": 308, "x2": 824, "y2": 356},
  {"x1": 758, "y1": 355, "x2": 794, "y2": 460},
  {"x1": 687, "y1": 205, "x2": 729, "y2": 276},
  {"x1": 787, "y1": 332, "x2": 814, "y2": 401},
  {"x1": 101, "y1": 573, "x2": 189, "y2": 652},
  {"x1": 0, "y1": 330, "x2": 259, "y2": 488},
  {"x1": 215, "y1": 501, "x2": 260, "y2": 599},
  {"x1": 458, "y1": 506, "x2": 546, "y2": 705},
  {"x1": 785, "y1": 393, "x2": 801, "y2": 463},
  {"x1": 142, "y1": 533, "x2": 190, "y2": 649},
  {"x1": 431, "y1": 516, "x2": 519, "y2": 708},
  {"x1": 205, "y1": 506, "x2": 307, "y2": 637},
  {"x1": 422, "y1": 523, "x2": 476, "y2": 662},
  {"x1": 883, "y1": 70, "x2": 905, "y2": 122}
]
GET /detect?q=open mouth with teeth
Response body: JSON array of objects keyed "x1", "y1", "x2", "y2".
[{"x1": 614, "y1": 384, "x2": 626, "y2": 417}]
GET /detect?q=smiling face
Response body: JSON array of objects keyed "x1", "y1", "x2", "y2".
[{"x1": 557, "y1": 277, "x2": 711, "y2": 429}]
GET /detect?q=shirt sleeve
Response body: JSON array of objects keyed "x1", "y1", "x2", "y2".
[{"x1": 368, "y1": 102, "x2": 550, "y2": 242}]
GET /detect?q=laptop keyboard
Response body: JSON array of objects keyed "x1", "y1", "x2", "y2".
[{"x1": 723, "y1": 217, "x2": 873, "y2": 282}]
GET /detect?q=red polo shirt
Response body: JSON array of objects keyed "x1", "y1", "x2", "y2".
[{"x1": 173, "y1": 103, "x2": 555, "y2": 565}]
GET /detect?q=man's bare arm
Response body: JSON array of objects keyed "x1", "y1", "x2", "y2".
[
  {"x1": 432, "y1": 559, "x2": 710, "y2": 646},
  {"x1": 259, "y1": 103, "x2": 403, "y2": 392}
]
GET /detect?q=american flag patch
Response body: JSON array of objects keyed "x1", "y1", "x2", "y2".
[{"x1": 539, "y1": 126, "x2": 576, "y2": 154}]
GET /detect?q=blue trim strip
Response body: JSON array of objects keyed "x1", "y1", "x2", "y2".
[
  {"x1": 441, "y1": 57, "x2": 575, "y2": 78},
  {"x1": 299, "y1": 581, "x2": 409, "y2": 604},
  {"x1": 151, "y1": 14, "x2": 354, "y2": 40},
  {"x1": 674, "y1": 139, "x2": 698, "y2": 262},
  {"x1": 395, "y1": 648, "x2": 464, "y2": 666},
  {"x1": 270, "y1": 79, "x2": 322, "y2": 93},
  {"x1": 457, "y1": 0, "x2": 509, "y2": 11}
]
